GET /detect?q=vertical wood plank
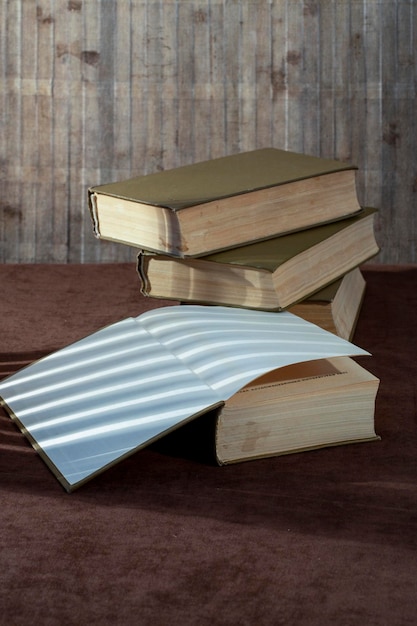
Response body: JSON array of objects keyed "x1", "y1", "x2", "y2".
[
  {"x1": 1, "y1": 0, "x2": 22, "y2": 262},
  {"x1": 380, "y1": 0, "x2": 399, "y2": 263},
  {"x1": 113, "y1": 0, "x2": 133, "y2": 180},
  {"x1": 207, "y1": 1, "x2": 226, "y2": 159},
  {"x1": 35, "y1": 0, "x2": 57, "y2": 261},
  {"x1": 79, "y1": 0, "x2": 101, "y2": 261},
  {"x1": 18, "y1": 1, "x2": 39, "y2": 262},
  {"x1": 193, "y1": 0, "x2": 212, "y2": 163},
  {"x1": 239, "y1": 1, "x2": 257, "y2": 151},
  {"x1": 254, "y1": 2, "x2": 273, "y2": 149},
  {"x1": 130, "y1": 0, "x2": 150, "y2": 176},
  {"x1": 161, "y1": 1, "x2": 180, "y2": 170},
  {"x1": 223, "y1": 0, "x2": 241, "y2": 154},
  {"x1": 360, "y1": 0, "x2": 384, "y2": 258},
  {"x1": 318, "y1": 0, "x2": 336, "y2": 158},
  {"x1": 300, "y1": 1, "x2": 320, "y2": 156},
  {"x1": 176, "y1": 1, "x2": 196, "y2": 163},
  {"x1": 144, "y1": 0, "x2": 165, "y2": 173},
  {"x1": 50, "y1": 0, "x2": 73, "y2": 262},
  {"x1": 333, "y1": 0, "x2": 353, "y2": 163},
  {"x1": 270, "y1": 1, "x2": 288, "y2": 149},
  {"x1": 390, "y1": 0, "x2": 416, "y2": 263}
]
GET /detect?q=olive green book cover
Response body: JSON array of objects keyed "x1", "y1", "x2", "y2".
[
  {"x1": 89, "y1": 147, "x2": 356, "y2": 210},
  {"x1": 201, "y1": 208, "x2": 374, "y2": 269}
]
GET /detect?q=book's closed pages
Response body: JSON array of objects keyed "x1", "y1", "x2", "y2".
[
  {"x1": 215, "y1": 356, "x2": 380, "y2": 464},
  {"x1": 289, "y1": 268, "x2": 366, "y2": 340},
  {"x1": 138, "y1": 208, "x2": 378, "y2": 310}
]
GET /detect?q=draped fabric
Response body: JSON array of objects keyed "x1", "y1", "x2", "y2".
[{"x1": 0, "y1": 263, "x2": 416, "y2": 624}]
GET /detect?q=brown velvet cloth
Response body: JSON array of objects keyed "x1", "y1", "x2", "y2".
[{"x1": 1, "y1": 263, "x2": 416, "y2": 625}]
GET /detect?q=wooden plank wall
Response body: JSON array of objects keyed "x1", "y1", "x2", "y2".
[{"x1": 1, "y1": 0, "x2": 416, "y2": 264}]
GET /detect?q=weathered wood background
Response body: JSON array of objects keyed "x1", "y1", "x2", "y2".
[{"x1": 1, "y1": 0, "x2": 416, "y2": 264}]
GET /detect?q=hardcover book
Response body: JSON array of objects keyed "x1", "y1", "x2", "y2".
[
  {"x1": 0, "y1": 305, "x2": 370, "y2": 492},
  {"x1": 137, "y1": 208, "x2": 378, "y2": 311},
  {"x1": 88, "y1": 148, "x2": 362, "y2": 257}
]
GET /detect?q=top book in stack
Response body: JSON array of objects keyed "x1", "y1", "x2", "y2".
[{"x1": 88, "y1": 148, "x2": 362, "y2": 258}]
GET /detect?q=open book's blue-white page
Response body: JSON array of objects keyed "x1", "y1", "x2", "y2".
[{"x1": 0, "y1": 306, "x2": 369, "y2": 491}]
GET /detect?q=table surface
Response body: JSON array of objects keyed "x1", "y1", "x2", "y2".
[{"x1": 1, "y1": 263, "x2": 417, "y2": 626}]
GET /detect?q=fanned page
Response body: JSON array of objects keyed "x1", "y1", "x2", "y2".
[
  {"x1": 0, "y1": 306, "x2": 369, "y2": 492},
  {"x1": 137, "y1": 306, "x2": 368, "y2": 398}
]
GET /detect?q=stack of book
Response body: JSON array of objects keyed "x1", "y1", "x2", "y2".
[
  {"x1": 0, "y1": 148, "x2": 381, "y2": 492},
  {"x1": 89, "y1": 148, "x2": 379, "y2": 340},
  {"x1": 86, "y1": 148, "x2": 380, "y2": 467}
]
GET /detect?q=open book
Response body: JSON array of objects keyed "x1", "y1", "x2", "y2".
[{"x1": 0, "y1": 305, "x2": 370, "y2": 492}]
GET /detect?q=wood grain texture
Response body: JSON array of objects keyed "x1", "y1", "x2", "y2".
[{"x1": 1, "y1": 0, "x2": 416, "y2": 264}]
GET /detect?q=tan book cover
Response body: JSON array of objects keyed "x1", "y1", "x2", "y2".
[
  {"x1": 89, "y1": 147, "x2": 361, "y2": 257},
  {"x1": 138, "y1": 208, "x2": 379, "y2": 311}
]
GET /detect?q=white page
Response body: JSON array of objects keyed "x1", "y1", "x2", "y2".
[
  {"x1": 137, "y1": 306, "x2": 369, "y2": 397},
  {"x1": 0, "y1": 317, "x2": 219, "y2": 489},
  {"x1": 0, "y1": 306, "x2": 369, "y2": 491}
]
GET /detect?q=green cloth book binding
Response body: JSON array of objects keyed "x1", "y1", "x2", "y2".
[
  {"x1": 137, "y1": 207, "x2": 379, "y2": 311},
  {"x1": 88, "y1": 147, "x2": 362, "y2": 257}
]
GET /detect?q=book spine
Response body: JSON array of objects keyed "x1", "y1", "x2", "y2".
[
  {"x1": 137, "y1": 252, "x2": 152, "y2": 296},
  {"x1": 88, "y1": 191, "x2": 101, "y2": 238}
]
